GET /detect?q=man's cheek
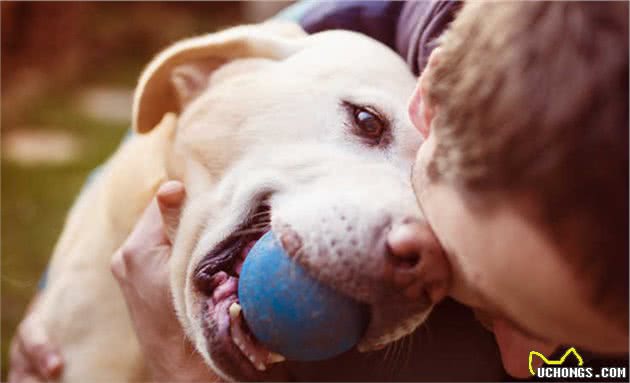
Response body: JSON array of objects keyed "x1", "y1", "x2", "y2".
[{"x1": 411, "y1": 135, "x2": 435, "y2": 207}]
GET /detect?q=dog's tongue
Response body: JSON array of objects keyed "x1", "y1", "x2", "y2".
[{"x1": 492, "y1": 317, "x2": 558, "y2": 378}]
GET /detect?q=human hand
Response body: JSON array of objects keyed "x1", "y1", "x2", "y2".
[
  {"x1": 8, "y1": 295, "x2": 63, "y2": 383},
  {"x1": 111, "y1": 180, "x2": 220, "y2": 382}
]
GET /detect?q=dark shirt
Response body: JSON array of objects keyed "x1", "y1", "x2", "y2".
[{"x1": 300, "y1": 0, "x2": 461, "y2": 75}]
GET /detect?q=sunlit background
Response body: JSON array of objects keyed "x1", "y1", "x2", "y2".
[{"x1": 1, "y1": 2, "x2": 292, "y2": 378}]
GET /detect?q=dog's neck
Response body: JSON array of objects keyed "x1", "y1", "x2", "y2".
[{"x1": 100, "y1": 113, "x2": 179, "y2": 235}]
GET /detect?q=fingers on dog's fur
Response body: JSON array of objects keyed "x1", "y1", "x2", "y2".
[
  {"x1": 9, "y1": 316, "x2": 63, "y2": 381},
  {"x1": 157, "y1": 180, "x2": 186, "y2": 245},
  {"x1": 111, "y1": 196, "x2": 167, "y2": 279},
  {"x1": 111, "y1": 181, "x2": 184, "y2": 279},
  {"x1": 9, "y1": 337, "x2": 33, "y2": 383},
  {"x1": 111, "y1": 248, "x2": 129, "y2": 281}
]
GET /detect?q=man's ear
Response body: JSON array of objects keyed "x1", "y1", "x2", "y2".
[
  {"x1": 132, "y1": 22, "x2": 306, "y2": 134},
  {"x1": 418, "y1": 47, "x2": 443, "y2": 136}
]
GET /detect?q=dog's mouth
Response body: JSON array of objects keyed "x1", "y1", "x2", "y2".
[{"x1": 193, "y1": 201, "x2": 287, "y2": 379}]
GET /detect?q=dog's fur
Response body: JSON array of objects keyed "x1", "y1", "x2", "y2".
[{"x1": 32, "y1": 22, "x2": 504, "y2": 381}]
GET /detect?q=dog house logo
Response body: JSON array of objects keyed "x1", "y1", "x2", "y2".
[{"x1": 528, "y1": 347, "x2": 584, "y2": 376}]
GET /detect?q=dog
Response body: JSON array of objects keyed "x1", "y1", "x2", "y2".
[{"x1": 30, "y1": 22, "x2": 504, "y2": 381}]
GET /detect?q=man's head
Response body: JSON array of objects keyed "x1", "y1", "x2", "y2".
[{"x1": 408, "y1": 1, "x2": 628, "y2": 375}]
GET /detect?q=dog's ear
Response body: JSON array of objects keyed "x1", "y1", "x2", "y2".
[{"x1": 133, "y1": 22, "x2": 306, "y2": 133}]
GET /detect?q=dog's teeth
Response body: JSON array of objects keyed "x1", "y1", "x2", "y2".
[
  {"x1": 229, "y1": 302, "x2": 242, "y2": 318},
  {"x1": 229, "y1": 302, "x2": 273, "y2": 372},
  {"x1": 267, "y1": 352, "x2": 286, "y2": 364}
]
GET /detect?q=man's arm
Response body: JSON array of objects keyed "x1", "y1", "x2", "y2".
[{"x1": 284, "y1": 0, "x2": 461, "y2": 76}]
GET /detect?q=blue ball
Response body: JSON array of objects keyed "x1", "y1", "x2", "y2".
[{"x1": 238, "y1": 231, "x2": 368, "y2": 361}]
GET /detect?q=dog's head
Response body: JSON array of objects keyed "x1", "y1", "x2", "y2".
[{"x1": 133, "y1": 22, "x2": 447, "y2": 381}]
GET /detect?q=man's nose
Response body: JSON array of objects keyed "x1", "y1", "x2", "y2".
[{"x1": 385, "y1": 219, "x2": 451, "y2": 304}]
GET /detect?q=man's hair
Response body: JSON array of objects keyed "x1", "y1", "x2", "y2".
[{"x1": 424, "y1": 2, "x2": 628, "y2": 325}]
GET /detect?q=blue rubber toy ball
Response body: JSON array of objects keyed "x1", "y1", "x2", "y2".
[{"x1": 238, "y1": 231, "x2": 368, "y2": 361}]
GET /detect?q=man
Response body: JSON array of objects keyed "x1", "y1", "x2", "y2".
[
  {"x1": 407, "y1": 1, "x2": 628, "y2": 376},
  {"x1": 9, "y1": 1, "x2": 628, "y2": 382}
]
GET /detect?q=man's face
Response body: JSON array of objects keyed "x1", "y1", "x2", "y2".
[{"x1": 407, "y1": 77, "x2": 628, "y2": 377}]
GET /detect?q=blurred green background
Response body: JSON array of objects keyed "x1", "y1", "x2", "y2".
[{"x1": 1, "y1": 2, "x2": 290, "y2": 378}]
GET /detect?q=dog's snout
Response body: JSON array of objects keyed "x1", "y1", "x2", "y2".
[{"x1": 385, "y1": 219, "x2": 451, "y2": 304}]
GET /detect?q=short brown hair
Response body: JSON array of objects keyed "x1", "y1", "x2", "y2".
[{"x1": 425, "y1": 2, "x2": 628, "y2": 324}]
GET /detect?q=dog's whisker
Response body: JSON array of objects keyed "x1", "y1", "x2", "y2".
[
  {"x1": 374, "y1": 345, "x2": 388, "y2": 373},
  {"x1": 405, "y1": 332, "x2": 414, "y2": 368},
  {"x1": 401, "y1": 334, "x2": 412, "y2": 370},
  {"x1": 383, "y1": 341, "x2": 393, "y2": 364},
  {"x1": 403, "y1": 337, "x2": 410, "y2": 365},
  {"x1": 232, "y1": 228, "x2": 264, "y2": 236},
  {"x1": 424, "y1": 321, "x2": 433, "y2": 344},
  {"x1": 388, "y1": 340, "x2": 396, "y2": 363},
  {"x1": 394, "y1": 337, "x2": 407, "y2": 372},
  {"x1": 397, "y1": 337, "x2": 406, "y2": 368},
  {"x1": 397, "y1": 337, "x2": 407, "y2": 371},
  {"x1": 390, "y1": 341, "x2": 401, "y2": 378},
  {"x1": 249, "y1": 212, "x2": 271, "y2": 221},
  {"x1": 232, "y1": 228, "x2": 269, "y2": 236},
  {"x1": 380, "y1": 343, "x2": 389, "y2": 368},
  {"x1": 248, "y1": 227, "x2": 270, "y2": 233},
  {"x1": 241, "y1": 227, "x2": 268, "y2": 235},
  {"x1": 250, "y1": 219, "x2": 271, "y2": 226},
  {"x1": 384, "y1": 341, "x2": 397, "y2": 376},
  {"x1": 392, "y1": 338, "x2": 402, "y2": 370}
]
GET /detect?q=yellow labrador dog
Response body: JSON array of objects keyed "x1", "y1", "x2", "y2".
[{"x1": 32, "y1": 22, "x2": 503, "y2": 382}]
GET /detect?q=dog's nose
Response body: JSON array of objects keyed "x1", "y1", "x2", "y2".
[{"x1": 385, "y1": 219, "x2": 451, "y2": 304}]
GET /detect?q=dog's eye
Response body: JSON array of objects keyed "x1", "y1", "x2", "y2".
[
  {"x1": 352, "y1": 107, "x2": 386, "y2": 140},
  {"x1": 355, "y1": 109, "x2": 384, "y2": 137},
  {"x1": 342, "y1": 101, "x2": 390, "y2": 146}
]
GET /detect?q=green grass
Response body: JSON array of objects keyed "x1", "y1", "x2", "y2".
[{"x1": 1, "y1": 90, "x2": 129, "y2": 379}]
